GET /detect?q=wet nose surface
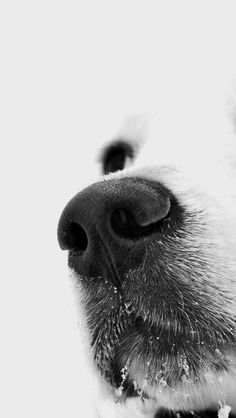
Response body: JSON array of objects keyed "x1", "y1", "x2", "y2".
[
  {"x1": 57, "y1": 177, "x2": 173, "y2": 280},
  {"x1": 58, "y1": 177, "x2": 171, "y2": 248}
]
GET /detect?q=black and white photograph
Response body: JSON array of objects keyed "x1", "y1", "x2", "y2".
[{"x1": 1, "y1": 2, "x2": 236, "y2": 417}]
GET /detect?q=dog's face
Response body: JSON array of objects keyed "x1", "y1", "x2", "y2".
[{"x1": 57, "y1": 107, "x2": 236, "y2": 416}]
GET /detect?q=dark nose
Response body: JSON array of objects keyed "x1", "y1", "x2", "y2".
[{"x1": 57, "y1": 177, "x2": 172, "y2": 277}]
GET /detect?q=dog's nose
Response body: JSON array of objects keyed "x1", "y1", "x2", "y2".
[
  {"x1": 58, "y1": 177, "x2": 171, "y2": 249},
  {"x1": 57, "y1": 177, "x2": 172, "y2": 278}
]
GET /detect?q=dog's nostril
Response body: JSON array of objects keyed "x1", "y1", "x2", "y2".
[
  {"x1": 111, "y1": 208, "x2": 135, "y2": 231},
  {"x1": 70, "y1": 222, "x2": 88, "y2": 251},
  {"x1": 61, "y1": 222, "x2": 88, "y2": 252},
  {"x1": 111, "y1": 206, "x2": 169, "y2": 240}
]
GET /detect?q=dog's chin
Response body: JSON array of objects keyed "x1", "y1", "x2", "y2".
[
  {"x1": 92, "y1": 313, "x2": 236, "y2": 412},
  {"x1": 68, "y1": 257, "x2": 236, "y2": 414},
  {"x1": 102, "y1": 352, "x2": 236, "y2": 415}
]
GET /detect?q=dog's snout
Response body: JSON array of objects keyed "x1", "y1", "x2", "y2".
[{"x1": 57, "y1": 178, "x2": 171, "y2": 253}]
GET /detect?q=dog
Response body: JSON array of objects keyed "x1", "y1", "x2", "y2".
[{"x1": 57, "y1": 91, "x2": 236, "y2": 418}]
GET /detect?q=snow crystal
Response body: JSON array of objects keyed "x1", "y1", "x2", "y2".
[{"x1": 218, "y1": 403, "x2": 232, "y2": 418}]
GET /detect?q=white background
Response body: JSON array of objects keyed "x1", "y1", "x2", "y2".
[{"x1": 1, "y1": 1, "x2": 236, "y2": 417}]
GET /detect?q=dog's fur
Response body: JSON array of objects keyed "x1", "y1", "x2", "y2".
[{"x1": 58, "y1": 86, "x2": 236, "y2": 418}]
